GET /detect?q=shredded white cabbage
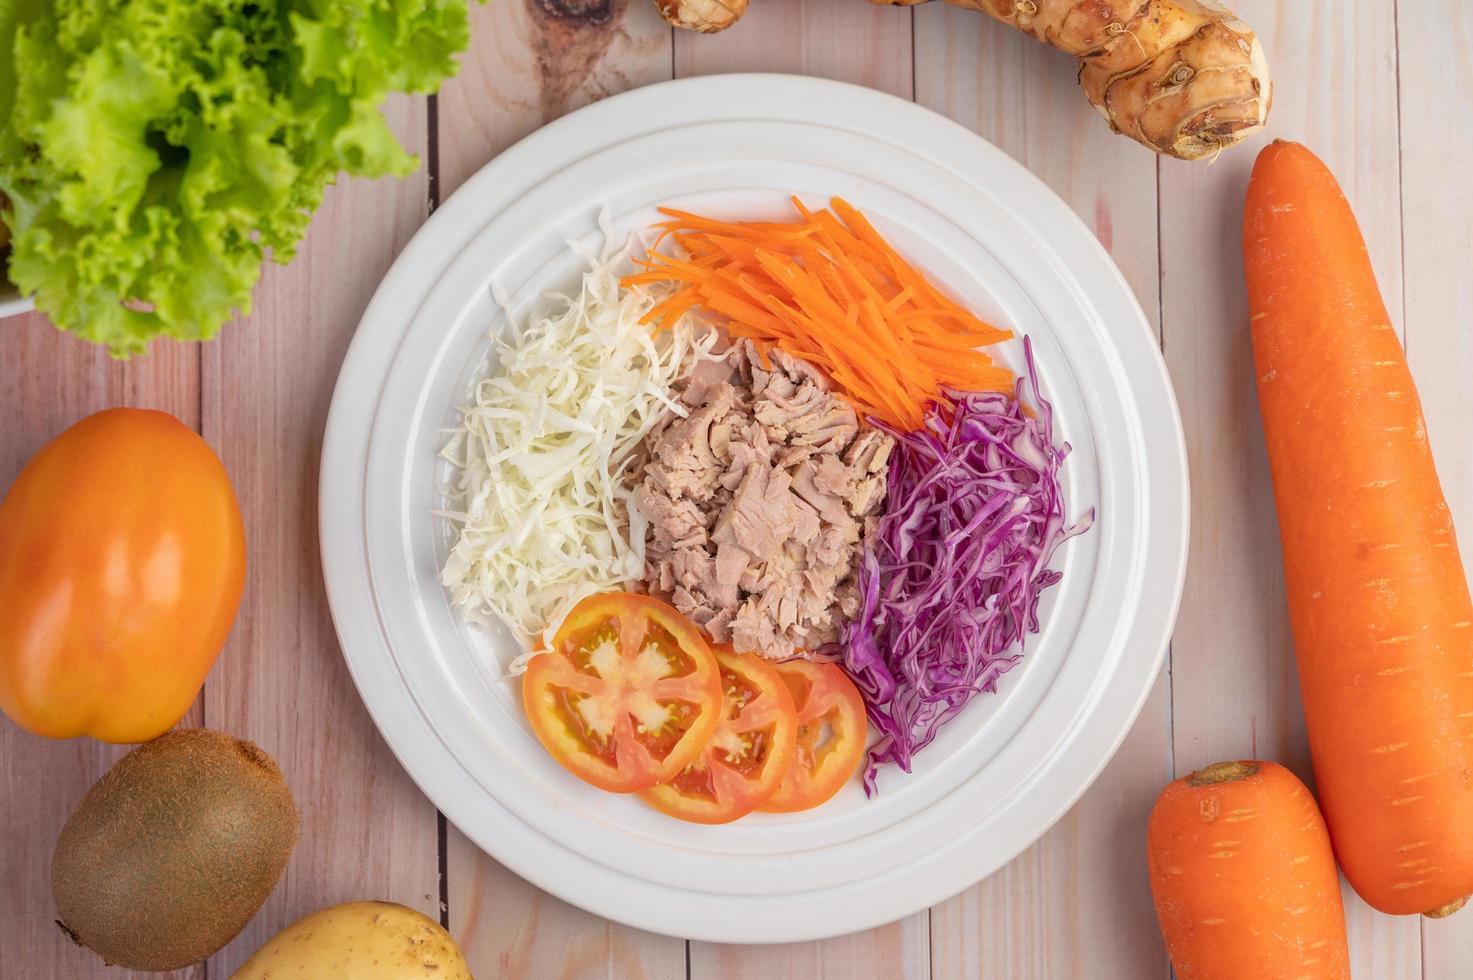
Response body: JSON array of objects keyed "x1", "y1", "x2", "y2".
[{"x1": 438, "y1": 229, "x2": 717, "y2": 666}]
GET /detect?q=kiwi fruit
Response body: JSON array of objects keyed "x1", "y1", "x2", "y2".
[{"x1": 51, "y1": 729, "x2": 299, "y2": 971}]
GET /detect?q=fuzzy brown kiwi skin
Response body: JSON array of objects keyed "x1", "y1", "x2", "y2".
[{"x1": 51, "y1": 729, "x2": 299, "y2": 972}]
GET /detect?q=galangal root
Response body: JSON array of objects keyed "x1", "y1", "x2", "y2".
[
  {"x1": 653, "y1": 0, "x2": 748, "y2": 32},
  {"x1": 653, "y1": 0, "x2": 1271, "y2": 161}
]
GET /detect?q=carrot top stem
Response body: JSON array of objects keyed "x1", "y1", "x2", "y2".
[
  {"x1": 1426, "y1": 897, "x2": 1470, "y2": 920},
  {"x1": 1187, "y1": 761, "x2": 1259, "y2": 787}
]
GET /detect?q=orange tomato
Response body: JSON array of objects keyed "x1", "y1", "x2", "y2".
[
  {"x1": 761, "y1": 659, "x2": 868, "y2": 813},
  {"x1": 523, "y1": 593, "x2": 723, "y2": 793},
  {"x1": 0, "y1": 409, "x2": 245, "y2": 742},
  {"x1": 643, "y1": 647, "x2": 798, "y2": 824}
]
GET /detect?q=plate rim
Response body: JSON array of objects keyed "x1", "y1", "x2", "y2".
[
  {"x1": 319, "y1": 72, "x2": 1189, "y2": 942},
  {"x1": 366, "y1": 128, "x2": 1125, "y2": 883},
  {"x1": 0, "y1": 288, "x2": 34, "y2": 320}
]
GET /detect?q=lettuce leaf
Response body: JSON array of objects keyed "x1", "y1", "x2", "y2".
[{"x1": 0, "y1": 0, "x2": 469, "y2": 355}]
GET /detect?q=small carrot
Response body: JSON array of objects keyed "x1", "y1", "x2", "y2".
[
  {"x1": 621, "y1": 197, "x2": 1013, "y2": 429},
  {"x1": 1148, "y1": 761, "x2": 1350, "y2": 980},
  {"x1": 1245, "y1": 140, "x2": 1473, "y2": 916}
]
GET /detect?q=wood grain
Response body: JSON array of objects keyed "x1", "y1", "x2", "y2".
[
  {"x1": 436, "y1": 3, "x2": 687, "y2": 977},
  {"x1": 1160, "y1": 2, "x2": 1419, "y2": 976},
  {"x1": 200, "y1": 92, "x2": 442, "y2": 975},
  {"x1": 1397, "y1": 1, "x2": 1473, "y2": 974},
  {"x1": 690, "y1": 920, "x2": 928, "y2": 980},
  {"x1": 451, "y1": 860, "x2": 684, "y2": 980},
  {"x1": 437, "y1": 0, "x2": 675, "y2": 198},
  {"x1": 911, "y1": 5, "x2": 1172, "y2": 976},
  {"x1": 672, "y1": 0, "x2": 911, "y2": 97},
  {"x1": 0, "y1": 322, "x2": 202, "y2": 980}
]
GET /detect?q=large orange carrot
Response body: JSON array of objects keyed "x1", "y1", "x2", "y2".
[
  {"x1": 1244, "y1": 140, "x2": 1473, "y2": 916},
  {"x1": 1148, "y1": 761, "x2": 1349, "y2": 979}
]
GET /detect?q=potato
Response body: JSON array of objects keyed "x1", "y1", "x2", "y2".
[{"x1": 230, "y1": 901, "x2": 471, "y2": 979}]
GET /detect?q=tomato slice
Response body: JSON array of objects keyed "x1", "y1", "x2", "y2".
[
  {"x1": 522, "y1": 593, "x2": 723, "y2": 793},
  {"x1": 642, "y1": 647, "x2": 798, "y2": 824},
  {"x1": 760, "y1": 660, "x2": 868, "y2": 813}
]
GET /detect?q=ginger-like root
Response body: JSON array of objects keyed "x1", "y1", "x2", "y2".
[
  {"x1": 878, "y1": 0, "x2": 1271, "y2": 160},
  {"x1": 653, "y1": 0, "x2": 749, "y2": 32},
  {"x1": 655, "y1": 0, "x2": 1270, "y2": 160}
]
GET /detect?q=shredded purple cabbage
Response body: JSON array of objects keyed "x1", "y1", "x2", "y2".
[{"x1": 842, "y1": 338, "x2": 1095, "y2": 794}]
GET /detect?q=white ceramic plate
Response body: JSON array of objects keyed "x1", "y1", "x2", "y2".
[
  {"x1": 319, "y1": 74, "x2": 1188, "y2": 943},
  {"x1": 0, "y1": 284, "x2": 32, "y2": 319}
]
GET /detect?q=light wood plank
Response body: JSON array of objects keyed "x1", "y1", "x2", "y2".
[
  {"x1": 911, "y1": 5, "x2": 1171, "y2": 976},
  {"x1": 437, "y1": 4, "x2": 687, "y2": 977},
  {"x1": 690, "y1": 918, "x2": 927, "y2": 980},
  {"x1": 200, "y1": 92, "x2": 442, "y2": 975},
  {"x1": 437, "y1": 0, "x2": 675, "y2": 198},
  {"x1": 672, "y1": 3, "x2": 923, "y2": 976},
  {"x1": 925, "y1": 685, "x2": 1172, "y2": 980},
  {"x1": 0, "y1": 320, "x2": 201, "y2": 980},
  {"x1": 1160, "y1": 2, "x2": 1419, "y2": 976},
  {"x1": 450, "y1": 857, "x2": 684, "y2": 980},
  {"x1": 1397, "y1": 1, "x2": 1473, "y2": 974},
  {"x1": 672, "y1": 0, "x2": 911, "y2": 97}
]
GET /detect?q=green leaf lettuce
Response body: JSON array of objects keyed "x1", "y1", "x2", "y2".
[{"x1": 0, "y1": 0, "x2": 470, "y2": 355}]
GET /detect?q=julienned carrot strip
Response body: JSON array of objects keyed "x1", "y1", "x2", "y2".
[
  {"x1": 653, "y1": 208, "x2": 816, "y2": 241},
  {"x1": 1245, "y1": 140, "x2": 1473, "y2": 917},
  {"x1": 950, "y1": 369, "x2": 1013, "y2": 394},
  {"x1": 886, "y1": 286, "x2": 918, "y2": 314},
  {"x1": 909, "y1": 345, "x2": 996, "y2": 375},
  {"x1": 642, "y1": 284, "x2": 702, "y2": 328},
  {"x1": 816, "y1": 264, "x2": 860, "y2": 310},
  {"x1": 1148, "y1": 761, "x2": 1350, "y2": 979},
  {"x1": 779, "y1": 296, "x2": 895, "y2": 391},
  {"x1": 810, "y1": 205, "x2": 885, "y2": 265},
  {"x1": 858, "y1": 297, "x2": 933, "y2": 395},
  {"x1": 780, "y1": 299, "x2": 913, "y2": 423},
  {"x1": 832, "y1": 199, "x2": 950, "y2": 308},
  {"x1": 621, "y1": 197, "x2": 1013, "y2": 429},
  {"x1": 700, "y1": 291, "x2": 787, "y2": 333}
]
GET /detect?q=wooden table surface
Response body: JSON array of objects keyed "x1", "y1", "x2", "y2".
[{"x1": 3, "y1": 1, "x2": 1471, "y2": 977}]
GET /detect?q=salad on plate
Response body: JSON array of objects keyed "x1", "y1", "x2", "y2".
[{"x1": 437, "y1": 197, "x2": 1094, "y2": 823}]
